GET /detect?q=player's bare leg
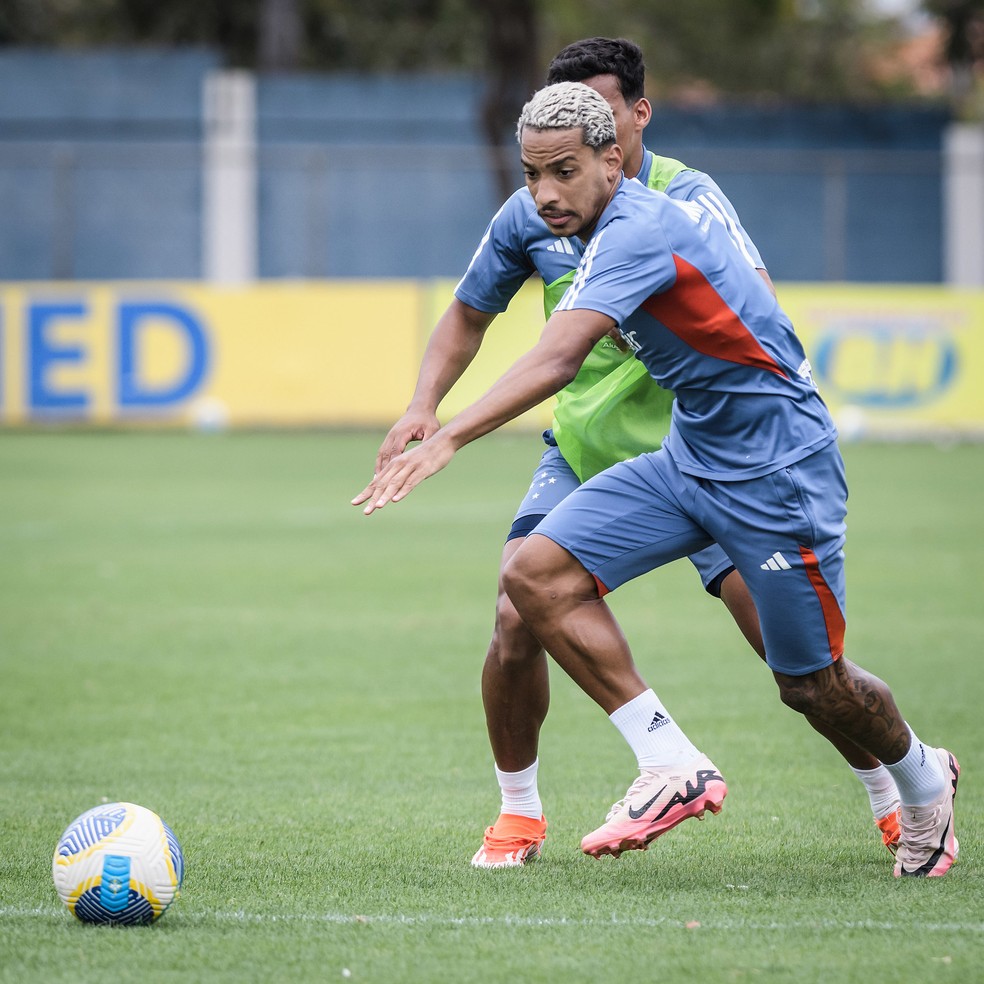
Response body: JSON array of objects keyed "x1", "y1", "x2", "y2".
[
  {"x1": 721, "y1": 570, "x2": 880, "y2": 766},
  {"x1": 774, "y1": 659, "x2": 910, "y2": 764},
  {"x1": 503, "y1": 534, "x2": 727, "y2": 859},
  {"x1": 720, "y1": 569, "x2": 901, "y2": 851},
  {"x1": 471, "y1": 538, "x2": 550, "y2": 868},
  {"x1": 774, "y1": 658, "x2": 958, "y2": 876},
  {"x1": 482, "y1": 538, "x2": 550, "y2": 773},
  {"x1": 503, "y1": 536, "x2": 646, "y2": 714}
]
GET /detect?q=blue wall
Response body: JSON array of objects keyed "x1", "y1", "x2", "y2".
[
  {"x1": 256, "y1": 73, "x2": 495, "y2": 278},
  {"x1": 635, "y1": 105, "x2": 945, "y2": 283},
  {"x1": 0, "y1": 48, "x2": 218, "y2": 280}
]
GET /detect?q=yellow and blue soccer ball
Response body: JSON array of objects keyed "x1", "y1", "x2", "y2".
[{"x1": 52, "y1": 802, "x2": 184, "y2": 925}]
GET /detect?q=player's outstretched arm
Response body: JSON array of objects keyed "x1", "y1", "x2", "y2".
[
  {"x1": 356, "y1": 309, "x2": 614, "y2": 515},
  {"x1": 352, "y1": 300, "x2": 494, "y2": 507}
]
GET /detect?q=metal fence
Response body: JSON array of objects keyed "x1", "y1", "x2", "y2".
[{"x1": 0, "y1": 138, "x2": 943, "y2": 283}]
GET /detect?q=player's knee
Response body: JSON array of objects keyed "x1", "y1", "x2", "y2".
[
  {"x1": 492, "y1": 589, "x2": 526, "y2": 641},
  {"x1": 501, "y1": 554, "x2": 536, "y2": 617},
  {"x1": 502, "y1": 545, "x2": 560, "y2": 624},
  {"x1": 486, "y1": 614, "x2": 539, "y2": 674},
  {"x1": 774, "y1": 671, "x2": 823, "y2": 716}
]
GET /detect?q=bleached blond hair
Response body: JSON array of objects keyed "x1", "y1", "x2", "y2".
[{"x1": 515, "y1": 82, "x2": 616, "y2": 149}]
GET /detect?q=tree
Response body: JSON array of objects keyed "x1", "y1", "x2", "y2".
[
  {"x1": 479, "y1": 0, "x2": 540, "y2": 203},
  {"x1": 259, "y1": 0, "x2": 303, "y2": 71},
  {"x1": 924, "y1": 0, "x2": 984, "y2": 113},
  {"x1": 0, "y1": 0, "x2": 945, "y2": 105}
]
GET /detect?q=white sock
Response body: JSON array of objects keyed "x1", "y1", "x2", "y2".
[
  {"x1": 882, "y1": 726, "x2": 945, "y2": 807},
  {"x1": 850, "y1": 764, "x2": 900, "y2": 818},
  {"x1": 609, "y1": 689, "x2": 700, "y2": 770},
  {"x1": 495, "y1": 758, "x2": 542, "y2": 819}
]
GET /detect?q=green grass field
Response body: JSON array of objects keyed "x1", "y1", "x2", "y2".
[{"x1": 1, "y1": 431, "x2": 982, "y2": 983}]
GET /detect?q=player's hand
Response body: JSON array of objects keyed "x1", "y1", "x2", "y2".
[
  {"x1": 351, "y1": 410, "x2": 441, "y2": 508},
  {"x1": 353, "y1": 434, "x2": 455, "y2": 515},
  {"x1": 374, "y1": 410, "x2": 442, "y2": 476}
]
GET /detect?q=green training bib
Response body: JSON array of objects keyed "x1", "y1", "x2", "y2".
[{"x1": 545, "y1": 155, "x2": 692, "y2": 481}]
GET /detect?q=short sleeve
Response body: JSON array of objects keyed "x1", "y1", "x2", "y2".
[{"x1": 453, "y1": 191, "x2": 538, "y2": 314}]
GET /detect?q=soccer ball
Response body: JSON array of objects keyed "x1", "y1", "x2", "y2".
[{"x1": 52, "y1": 802, "x2": 184, "y2": 925}]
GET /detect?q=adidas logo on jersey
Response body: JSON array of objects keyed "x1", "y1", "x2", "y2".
[
  {"x1": 760, "y1": 552, "x2": 792, "y2": 571},
  {"x1": 545, "y1": 237, "x2": 576, "y2": 255}
]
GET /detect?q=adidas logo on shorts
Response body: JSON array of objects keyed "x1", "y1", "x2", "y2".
[{"x1": 760, "y1": 551, "x2": 792, "y2": 571}]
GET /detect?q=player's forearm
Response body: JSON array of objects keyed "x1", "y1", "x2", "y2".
[
  {"x1": 406, "y1": 301, "x2": 491, "y2": 413},
  {"x1": 440, "y1": 345, "x2": 580, "y2": 452},
  {"x1": 355, "y1": 349, "x2": 573, "y2": 517},
  {"x1": 440, "y1": 308, "x2": 612, "y2": 450}
]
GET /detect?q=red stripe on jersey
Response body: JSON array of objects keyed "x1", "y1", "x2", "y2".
[
  {"x1": 799, "y1": 545, "x2": 845, "y2": 660},
  {"x1": 641, "y1": 255, "x2": 788, "y2": 379}
]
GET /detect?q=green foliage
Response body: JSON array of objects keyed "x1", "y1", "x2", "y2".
[
  {"x1": 0, "y1": 431, "x2": 982, "y2": 982},
  {"x1": 302, "y1": 0, "x2": 484, "y2": 72},
  {"x1": 538, "y1": 0, "x2": 914, "y2": 101},
  {"x1": 0, "y1": 0, "x2": 486, "y2": 72},
  {"x1": 0, "y1": 0, "x2": 944, "y2": 102}
]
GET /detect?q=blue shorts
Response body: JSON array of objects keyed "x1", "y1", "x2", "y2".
[
  {"x1": 533, "y1": 441, "x2": 847, "y2": 676},
  {"x1": 508, "y1": 443, "x2": 735, "y2": 596},
  {"x1": 510, "y1": 444, "x2": 580, "y2": 524}
]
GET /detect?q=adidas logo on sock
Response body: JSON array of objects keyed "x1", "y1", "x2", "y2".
[
  {"x1": 648, "y1": 710, "x2": 669, "y2": 732},
  {"x1": 760, "y1": 551, "x2": 792, "y2": 571}
]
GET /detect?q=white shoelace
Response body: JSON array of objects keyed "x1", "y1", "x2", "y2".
[
  {"x1": 606, "y1": 772, "x2": 659, "y2": 822},
  {"x1": 901, "y1": 803, "x2": 944, "y2": 846}
]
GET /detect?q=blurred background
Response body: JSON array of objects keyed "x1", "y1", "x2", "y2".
[{"x1": 1, "y1": 0, "x2": 982, "y2": 436}]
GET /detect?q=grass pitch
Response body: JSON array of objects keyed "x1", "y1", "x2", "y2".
[{"x1": 1, "y1": 431, "x2": 982, "y2": 983}]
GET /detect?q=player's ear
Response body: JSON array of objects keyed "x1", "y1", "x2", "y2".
[
  {"x1": 633, "y1": 97, "x2": 652, "y2": 131},
  {"x1": 603, "y1": 142, "x2": 623, "y2": 176}
]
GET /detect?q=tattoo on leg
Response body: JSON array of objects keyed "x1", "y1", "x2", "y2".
[{"x1": 780, "y1": 659, "x2": 910, "y2": 763}]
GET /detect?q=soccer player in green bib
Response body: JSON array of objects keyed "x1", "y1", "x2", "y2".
[{"x1": 359, "y1": 38, "x2": 902, "y2": 867}]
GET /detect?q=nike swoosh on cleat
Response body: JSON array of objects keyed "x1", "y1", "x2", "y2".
[
  {"x1": 899, "y1": 817, "x2": 952, "y2": 877},
  {"x1": 627, "y1": 785, "x2": 668, "y2": 820},
  {"x1": 652, "y1": 770, "x2": 725, "y2": 823}
]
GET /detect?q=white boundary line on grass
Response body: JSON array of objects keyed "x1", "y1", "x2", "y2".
[{"x1": 4, "y1": 906, "x2": 983, "y2": 933}]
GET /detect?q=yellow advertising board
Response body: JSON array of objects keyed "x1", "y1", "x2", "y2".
[
  {"x1": 779, "y1": 285, "x2": 984, "y2": 440},
  {"x1": 2, "y1": 280, "x2": 983, "y2": 438},
  {"x1": 0, "y1": 282, "x2": 422, "y2": 428}
]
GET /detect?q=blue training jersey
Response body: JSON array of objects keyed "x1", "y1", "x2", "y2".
[{"x1": 556, "y1": 177, "x2": 836, "y2": 480}]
